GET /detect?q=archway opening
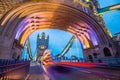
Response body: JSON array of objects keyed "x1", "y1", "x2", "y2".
[
  {"x1": 93, "y1": 53, "x2": 98, "y2": 58},
  {"x1": 21, "y1": 29, "x2": 84, "y2": 61},
  {"x1": 88, "y1": 55, "x2": 93, "y2": 62},
  {"x1": 0, "y1": 0, "x2": 104, "y2": 60},
  {"x1": 103, "y1": 47, "x2": 112, "y2": 56},
  {"x1": 17, "y1": 55, "x2": 20, "y2": 60}
]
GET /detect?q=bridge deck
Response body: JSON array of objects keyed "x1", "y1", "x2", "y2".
[{"x1": 26, "y1": 62, "x2": 47, "y2": 80}]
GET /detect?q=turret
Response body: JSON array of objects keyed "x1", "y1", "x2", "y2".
[{"x1": 36, "y1": 32, "x2": 49, "y2": 61}]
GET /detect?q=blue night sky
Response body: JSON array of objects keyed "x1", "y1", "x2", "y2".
[{"x1": 22, "y1": 0, "x2": 120, "y2": 59}]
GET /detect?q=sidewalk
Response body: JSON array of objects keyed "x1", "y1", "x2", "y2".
[{"x1": 26, "y1": 62, "x2": 49, "y2": 80}]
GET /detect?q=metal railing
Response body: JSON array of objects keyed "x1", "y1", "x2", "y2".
[{"x1": 0, "y1": 59, "x2": 30, "y2": 80}]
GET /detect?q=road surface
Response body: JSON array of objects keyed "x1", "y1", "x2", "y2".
[{"x1": 45, "y1": 64, "x2": 120, "y2": 80}]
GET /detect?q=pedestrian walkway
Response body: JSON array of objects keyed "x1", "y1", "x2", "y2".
[{"x1": 26, "y1": 62, "x2": 49, "y2": 80}]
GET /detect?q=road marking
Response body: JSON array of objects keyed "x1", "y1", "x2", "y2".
[
  {"x1": 43, "y1": 74, "x2": 50, "y2": 80},
  {"x1": 25, "y1": 73, "x2": 30, "y2": 80},
  {"x1": 80, "y1": 70, "x2": 91, "y2": 73}
]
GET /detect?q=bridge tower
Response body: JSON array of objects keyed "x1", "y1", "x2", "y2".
[{"x1": 36, "y1": 32, "x2": 49, "y2": 61}]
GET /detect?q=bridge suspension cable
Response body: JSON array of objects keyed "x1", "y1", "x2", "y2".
[
  {"x1": 26, "y1": 38, "x2": 33, "y2": 60},
  {"x1": 58, "y1": 36, "x2": 76, "y2": 58},
  {"x1": 98, "y1": 3, "x2": 120, "y2": 14}
]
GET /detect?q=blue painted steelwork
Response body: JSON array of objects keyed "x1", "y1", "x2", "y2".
[{"x1": 98, "y1": 3, "x2": 120, "y2": 14}]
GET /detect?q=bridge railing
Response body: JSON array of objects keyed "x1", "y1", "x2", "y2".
[
  {"x1": 0, "y1": 59, "x2": 30, "y2": 80},
  {"x1": 52, "y1": 57, "x2": 120, "y2": 66}
]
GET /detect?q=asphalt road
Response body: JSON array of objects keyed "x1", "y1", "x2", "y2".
[
  {"x1": 26, "y1": 62, "x2": 120, "y2": 80},
  {"x1": 45, "y1": 64, "x2": 120, "y2": 80}
]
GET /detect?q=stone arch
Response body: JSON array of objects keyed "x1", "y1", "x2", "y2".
[
  {"x1": 12, "y1": 52, "x2": 17, "y2": 59},
  {"x1": 88, "y1": 55, "x2": 93, "y2": 62},
  {"x1": 93, "y1": 53, "x2": 97, "y2": 58},
  {"x1": 17, "y1": 55, "x2": 21, "y2": 60},
  {"x1": 103, "y1": 47, "x2": 112, "y2": 57},
  {"x1": 0, "y1": 0, "x2": 111, "y2": 59}
]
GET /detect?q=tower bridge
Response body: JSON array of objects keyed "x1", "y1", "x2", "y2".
[
  {"x1": 0, "y1": 0, "x2": 120, "y2": 80},
  {"x1": 0, "y1": 0, "x2": 115, "y2": 59}
]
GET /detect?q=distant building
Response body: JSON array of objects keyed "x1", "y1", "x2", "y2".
[{"x1": 36, "y1": 32, "x2": 49, "y2": 61}]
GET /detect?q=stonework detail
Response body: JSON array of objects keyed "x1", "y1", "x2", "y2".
[{"x1": 0, "y1": 0, "x2": 118, "y2": 60}]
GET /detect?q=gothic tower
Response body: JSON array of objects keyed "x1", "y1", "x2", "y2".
[{"x1": 36, "y1": 32, "x2": 49, "y2": 61}]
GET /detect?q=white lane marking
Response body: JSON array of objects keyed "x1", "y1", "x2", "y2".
[
  {"x1": 25, "y1": 73, "x2": 30, "y2": 80},
  {"x1": 43, "y1": 74, "x2": 50, "y2": 80},
  {"x1": 79, "y1": 70, "x2": 91, "y2": 73}
]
